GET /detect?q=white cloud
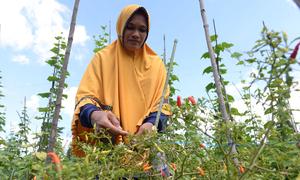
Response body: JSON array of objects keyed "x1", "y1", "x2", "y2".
[
  {"x1": 0, "y1": 0, "x2": 34, "y2": 49},
  {"x1": 12, "y1": 54, "x2": 30, "y2": 64},
  {"x1": 0, "y1": 0, "x2": 89, "y2": 64},
  {"x1": 226, "y1": 70, "x2": 300, "y2": 131},
  {"x1": 27, "y1": 95, "x2": 40, "y2": 113},
  {"x1": 74, "y1": 25, "x2": 90, "y2": 46},
  {"x1": 61, "y1": 86, "x2": 77, "y2": 120},
  {"x1": 289, "y1": 77, "x2": 300, "y2": 131},
  {"x1": 9, "y1": 120, "x2": 19, "y2": 134}
]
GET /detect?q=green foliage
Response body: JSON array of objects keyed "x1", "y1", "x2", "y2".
[
  {"x1": 36, "y1": 35, "x2": 68, "y2": 153},
  {"x1": 167, "y1": 61, "x2": 179, "y2": 104},
  {"x1": 0, "y1": 71, "x2": 5, "y2": 134},
  {"x1": 245, "y1": 25, "x2": 297, "y2": 140},
  {"x1": 93, "y1": 26, "x2": 109, "y2": 53},
  {"x1": 199, "y1": 26, "x2": 300, "y2": 179},
  {"x1": 16, "y1": 97, "x2": 31, "y2": 155},
  {"x1": 0, "y1": 135, "x2": 31, "y2": 179},
  {"x1": 1, "y1": 25, "x2": 300, "y2": 179}
]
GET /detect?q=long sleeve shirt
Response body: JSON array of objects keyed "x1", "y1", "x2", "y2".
[{"x1": 79, "y1": 104, "x2": 168, "y2": 132}]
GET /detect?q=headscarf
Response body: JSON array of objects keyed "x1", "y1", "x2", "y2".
[{"x1": 71, "y1": 4, "x2": 171, "y2": 157}]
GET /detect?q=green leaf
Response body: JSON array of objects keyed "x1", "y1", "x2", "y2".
[
  {"x1": 35, "y1": 152, "x2": 47, "y2": 160},
  {"x1": 55, "y1": 36, "x2": 62, "y2": 41},
  {"x1": 50, "y1": 47, "x2": 59, "y2": 54},
  {"x1": 205, "y1": 82, "x2": 215, "y2": 92},
  {"x1": 220, "y1": 68, "x2": 227, "y2": 74},
  {"x1": 32, "y1": 164, "x2": 40, "y2": 171},
  {"x1": 210, "y1": 34, "x2": 218, "y2": 42},
  {"x1": 236, "y1": 61, "x2": 244, "y2": 65},
  {"x1": 171, "y1": 74, "x2": 179, "y2": 81},
  {"x1": 282, "y1": 32, "x2": 288, "y2": 42},
  {"x1": 47, "y1": 76, "x2": 60, "y2": 82},
  {"x1": 201, "y1": 52, "x2": 210, "y2": 59},
  {"x1": 231, "y1": 52, "x2": 243, "y2": 59},
  {"x1": 62, "y1": 94, "x2": 68, "y2": 99},
  {"x1": 231, "y1": 107, "x2": 242, "y2": 116},
  {"x1": 203, "y1": 66, "x2": 213, "y2": 74},
  {"x1": 264, "y1": 107, "x2": 274, "y2": 115},
  {"x1": 38, "y1": 92, "x2": 51, "y2": 98},
  {"x1": 227, "y1": 94, "x2": 235, "y2": 102},
  {"x1": 46, "y1": 59, "x2": 57, "y2": 66},
  {"x1": 246, "y1": 58, "x2": 256, "y2": 64},
  {"x1": 221, "y1": 42, "x2": 234, "y2": 49},
  {"x1": 223, "y1": 80, "x2": 229, "y2": 86},
  {"x1": 38, "y1": 107, "x2": 49, "y2": 113},
  {"x1": 264, "y1": 121, "x2": 274, "y2": 129}
]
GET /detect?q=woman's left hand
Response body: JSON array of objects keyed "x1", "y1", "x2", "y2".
[{"x1": 136, "y1": 122, "x2": 153, "y2": 135}]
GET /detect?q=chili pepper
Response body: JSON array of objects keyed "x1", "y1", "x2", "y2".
[
  {"x1": 161, "y1": 168, "x2": 166, "y2": 177},
  {"x1": 290, "y1": 41, "x2": 300, "y2": 62},
  {"x1": 239, "y1": 165, "x2": 245, "y2": 174},
  {"x1": 47, "y1": 152, "x2": 60, "y2": 164},
  {"x1": 197, "y1": 167, "x2": 205, "y2": 176},
  {"x1": 188, "y1": 96, "x2": 197, "y2": 105},
  {"x1": 170, "y1": 163, "x2": 177, "y2": 171},
  {"x1": 199, "y1": 143, "x2": 205, "y2": 149},
  {"x1": 47, "y1": 152, "x2": 62, "y2": 171},
  {"x1": 143, "y1": 162, "x2": 152, "y2": 172},
  {"x1": 177, "y1": 96, "x2": 182, "y2": 107}
]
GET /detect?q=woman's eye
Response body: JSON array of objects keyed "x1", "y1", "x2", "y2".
[
  {"x1": 126, "y1": 26, "x2": 134, "y2": 30},
  {"x1": 139, "y1": 28, "x2": 147, "y2": 33}
]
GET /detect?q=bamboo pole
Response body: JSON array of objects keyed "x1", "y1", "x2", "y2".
[
  {"x1": 293, "y1": 0, "x2": 300, "y2": 8},
  {"x1": 154, "y1": 39, "x2": 178, "y2": 129},
  {"x1": 163, "y1": 34, "x2": 166, "y2": 65},
  {"x1": 47, "y1": 0, "x2": 80, "y2": 153},
  {"x1": 198, "y1": 0, "x2": 240, "y2": 167}
]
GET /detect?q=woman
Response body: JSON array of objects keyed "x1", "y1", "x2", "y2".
[{"x1": 71, "y1": 4, "x2": 171, "y2": 157}]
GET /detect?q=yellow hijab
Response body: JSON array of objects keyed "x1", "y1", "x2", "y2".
[{"x1": 71, "y1": 4, "x2": 171, "y2": 156}]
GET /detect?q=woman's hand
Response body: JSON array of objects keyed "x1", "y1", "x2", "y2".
[
  {"x1": 90, "y1": 111, "x2": 128, "y2": 136},
  {"x1": 136, "y1": 122, "x2": 154, "y2": 135}
]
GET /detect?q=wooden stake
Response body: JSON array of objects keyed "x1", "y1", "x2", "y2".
[
  {"x1": 154, "y1": 39, "x2": 178, "y2": 129},
  {"x1": 198, "y1": 0, "x2": 240, "y2": 167},
  {"x1": 47, "y1": 0, "x2": 80, "y2": 154}
]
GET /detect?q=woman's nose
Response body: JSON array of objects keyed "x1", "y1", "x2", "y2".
[{"x1": 131, "y1": 30, "x2": 140, "y2": 39}]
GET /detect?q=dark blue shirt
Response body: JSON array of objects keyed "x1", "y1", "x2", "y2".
[{"x1": 79, "y1": 104, "x2": 168, "y2": 132}]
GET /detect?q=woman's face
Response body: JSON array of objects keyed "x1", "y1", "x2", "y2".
[{"x1": 123, "y1": 14, "x2": 147, "y2": 52}]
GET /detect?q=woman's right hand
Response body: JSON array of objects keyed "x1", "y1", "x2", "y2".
[{"x1": 90, "y1": 111, "x2": 128, "y2": 136}]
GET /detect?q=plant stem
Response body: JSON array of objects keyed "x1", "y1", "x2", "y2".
[
  {"x1": 174, "y1": 153, "x2": 188, "y2": 180},
  {"x1": 198, "y1": 0, "x2": 240, "y2": 168},
  {"x1": 239, "y1": 122, "x2": 274, "y2": 179},
  {"x1": 254, "y1": 165, "x2": 289, "y2": 175},
  {"x1": 155, "y1": 39, "x2": 178, "y2": 128}
]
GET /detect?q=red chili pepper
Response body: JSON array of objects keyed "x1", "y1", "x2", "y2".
[
  {"x1": 170, "y1": 163, "x2": 177, "y2": 171},
  {"x1": 177, "y1": 96, "x2": 182, "y2": 107},
  {"x1": 188, "y1": 96, "x2": 196, "y2": 105},
  {"x1": 290, "y1": 41, "x2": 300, "y2": 62},
  {"x1": 47, "y1": 152, "x2": 62, "y2": 171},
  {"x1": 143, "y1": 162, "x2": 152, "y2": 172},
  {"x1": 239, "y1": 165, "x2": 245, "y2": 174},
  {"x1": 161, "y1": 168, "x2": 166, "y2": 177},
  {"x1": 199, "y1": 143, "x2": 205, "y2": 149},
  {"x1": 47, "y1": 152, "x2": 61, "y2": 164},
  {"x1": 197, "y1": 167, "x2": 205, "y2": 176}
]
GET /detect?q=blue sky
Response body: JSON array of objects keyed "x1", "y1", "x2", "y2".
[{"x1": 0, "y1": 0, "x2": 300, "y2": 140}]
